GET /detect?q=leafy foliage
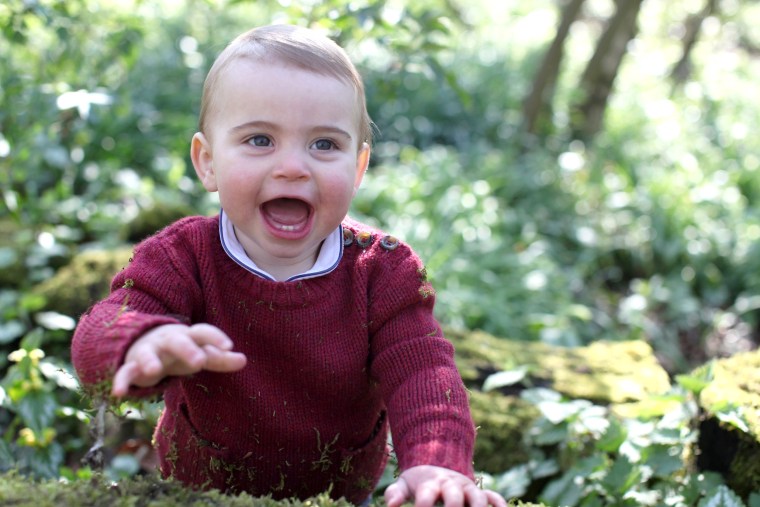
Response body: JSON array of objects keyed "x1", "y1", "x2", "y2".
[
  {"x1": 480, "y1": 376, "x2": 756, "y2": 506},
  {"x1": 1, "y1": 0, "x2": 759, "y2": 504}
]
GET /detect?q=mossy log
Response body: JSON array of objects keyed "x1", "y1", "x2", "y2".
[
  {"x1": 32, "y1": 248, "x2": 133, "y2": 318},
  {"x1": 444, "y1": 328, "x2": 671, "y2": 474},
  {"x1": 695, "y1": 349, "x2": 760, "y2": 497},
  {"x1": 0, "y1": 470, "x2": 544, "y2": 506}
]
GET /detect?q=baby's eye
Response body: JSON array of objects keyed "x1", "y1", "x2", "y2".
[
  {"x1": 311, "y1": 139, "x2": 336, "y2": 151},
  {"x1": 247, "y1": 135, "x2": 272, "y2": 147}
]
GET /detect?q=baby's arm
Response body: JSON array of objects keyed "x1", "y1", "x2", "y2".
[
  {"x1": 111, "y1": 323, "x2": 247, "y2": 397},
  {"x1": 385, "y1": 465, "x2": 506, "y2": 507}
]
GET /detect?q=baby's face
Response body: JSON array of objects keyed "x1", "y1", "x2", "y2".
[{"x1": 193, "y1": 59, "x2": 369, "y2": 279}]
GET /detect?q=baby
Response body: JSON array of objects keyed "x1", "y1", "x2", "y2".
[{"x1": 72, "y1": 24, "x2": 505, "y2": 507}]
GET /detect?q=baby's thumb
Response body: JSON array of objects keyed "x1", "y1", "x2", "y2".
[{"x1": 384, "y1": 477, "x2": 411, "y2": 507}]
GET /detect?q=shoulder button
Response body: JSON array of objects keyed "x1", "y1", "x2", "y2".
[
  {"x1": 380, "y1": 235, "x2": 399, "y2": 251},
  {"x1": 343, "y1": 228, "x2": 355, "y2": 247},
  {"x1": 356, "y1": 231, "x2": 373, "y2": 248}
]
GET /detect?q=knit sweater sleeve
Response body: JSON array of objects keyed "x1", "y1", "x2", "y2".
[
  {"x1": 71, "y1": 218, "x2": 206, "y2": 397},
  {"x1": 366, "y1": 243, "x2": 475, "y2": 479}
]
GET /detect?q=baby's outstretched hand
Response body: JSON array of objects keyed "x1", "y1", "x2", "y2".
[
  {"x1": 385, "y1": 465, "x2": 507, "y2": 507},
  {"x1": 111, "y1": 323, "x2": 247, "y2": 397}
]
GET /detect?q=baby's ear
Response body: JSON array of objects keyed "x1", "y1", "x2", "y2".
[
  {"x1": 190, "y1": 132, "x2": 218, "y2": 192},
  {"x1": 353, "y1": 142, "x2": 370, "y2": 195}
]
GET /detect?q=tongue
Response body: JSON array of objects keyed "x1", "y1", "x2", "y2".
[{"x1": 263, "y1": 198, "x2": 310, "y2": 226}]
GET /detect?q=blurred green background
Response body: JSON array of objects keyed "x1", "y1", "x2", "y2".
[{"x1": 1, "y1": 0, "x2": 759, "y2": 503}]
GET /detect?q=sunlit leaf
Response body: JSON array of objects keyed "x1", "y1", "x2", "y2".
[
  {"x1": 538, "y1": 399, "x2": 591, "y2": 424},
  {"x1": 698, "y1": 485, "x2": 746, "y2": 507},
  {"x1": 39, "y1": 360, "x2": 80, "y2": 391},
  {"x1": 482, "y1": 367, "x2": 527, "y2": 392},
  {"x1": 715, "y1": 408, "x2": 750, "y2": 434},
  {"x1": 521, "y1": 387, "x2": 562, "y2": 404},
  {"x1": 35, "y1": 311, "x2": 76, "y2": 331},
  {"x1": 676, "y1": 373, "x2": 711, "y2": 395}
]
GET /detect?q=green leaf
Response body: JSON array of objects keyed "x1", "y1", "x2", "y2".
[
  {"x1": 482, "y1": 367, "x2": 527, "y2": 392},
  {"x1": 529, "y1": 416, "x2": 569, "y2": 445},
  {"x1": 0, "y1": 247, "x2": 17, "y2": 269},
  {"x1": 642, "y1": 444, "x2": 685, "y2": 479},
  {"x1": 27, "y1": 442, "x2": 64, "y2": 479},
  {"x1": 540, "y1": 456, "x2": 605, "y2": 507},
  {"x1": 16, "y1": 389, "x2": 57, "y2": 435},
  {"x1": 0, "y1": 440, "x2": 13, "y2": 471},
  {"x1": 540, "y1": 469, "x2": 585, "y2": 507},
  {"x1": 596, "y1": 418, "x2": 627, "y2": 453},
  {"x1": 748, "y1": 493, "x2": 760, "y2": 507},
  {"x1": 698, "y1": 485, "x2": 746, "y2": 507},
  {"x1": 0, "y1": 320, "x2": 25, "y2": 344},
  {"x1": 34, "y1": 311, "x2": 76, "y2": 331},
  {"x1": 600, "y1": 455, "x2": 640, "y2": 495},
  {"x1": 107, "y1": 454, "x2": 141, "y2": 480},
  {"x1": 488, "y1": 464, "x2": 532, "y2": 499},
  {"x1": 714, "y1": 407, "x2": 750, "y2": 433},
  {"x1": 521, "y1": 387, "x2": 562, "y2": 404},
  {"x1": 538, "y1": 399, "x2": 591, "y2": 424},
  {"x1": 676, "y1": 363, "x2": 713, "y2": 394}
]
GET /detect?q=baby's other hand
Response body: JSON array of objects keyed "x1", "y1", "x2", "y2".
[
  {"x1": 111, "y1": 323, "x2": 247, "y2": 397},
  {"x1": 385, "y1": 465, "x2": 507, "y2": 507}
]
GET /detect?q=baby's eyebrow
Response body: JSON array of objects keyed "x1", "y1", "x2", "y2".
[
  {"x1": 229, "y1": 120, "x2": 352, "y2": 141},
  {"x1": 312, "y1": 126, "x2": 353, "y2": 141},
  {"x1": 229, "y1": 120, "x2": 277, "y2": 136}
]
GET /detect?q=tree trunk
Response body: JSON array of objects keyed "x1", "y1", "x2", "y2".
[
  {"x1": 670, "y1": 0, "x2": 719, "y2": 85},
  {"x1": 521, "y1": 0, "x2": 587, "y2": 137},
  {"x1": 570, "y1": 0, "x2": 645, "y2": 142}
]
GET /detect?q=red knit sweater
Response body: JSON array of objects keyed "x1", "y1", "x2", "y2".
[{"x1": 71, "y1": 215, "x2": 475, "y2": 503}]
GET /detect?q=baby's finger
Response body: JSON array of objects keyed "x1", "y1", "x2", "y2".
[
  {"x1": 160, "y1": 334, "x2": 207, "y2": 371},
  {"x1": 484, "y1": 490, "x2": 508, "y2": 507},
  {"x1": 384, "y1": 478, "x2": 412, "y2": 507},
  {"x1": 112, "y1": 361, "x2": 140, "y2": 397},
  {"x1": 202, "y1": 345, "x2": 247, "y2": 372},
  {"x1": 441, "y1": 481, "x2": 465, "y2": 507},
  {"x1": 411, "y1": 482, "x2": 440, "y2": 507},
  {"x1": 187, "y1": 323, "x2": 233, "y2": 350},
  {"x1": 461, "y1": 483, "x2": 488, "y2": 507}
]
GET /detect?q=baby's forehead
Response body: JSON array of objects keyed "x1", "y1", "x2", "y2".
[{"x1": 223, "y1": 54, "x2": 351, "y2": 86}]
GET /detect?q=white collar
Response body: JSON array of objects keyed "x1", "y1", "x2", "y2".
[{"x1": 219, "y1": 209, "x2": 343, "y2": 282}]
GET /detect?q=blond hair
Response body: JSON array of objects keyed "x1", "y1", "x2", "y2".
[{"x1": 199, "y1": 24, "x2": 373, "y2": 146}]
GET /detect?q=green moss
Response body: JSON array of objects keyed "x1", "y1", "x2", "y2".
[
  {"x1": 0, "y1": 471, "x2": 545, "y2": 506},
  {"x1": 31, "y1": 248, "x2": 133, "y2": 318},
  {"x1": 447, "y1": 328, "x2": 670, "y2": 403},
  {"x1": 121, "y1": 202, "x2": 194, "y2": 243},
  {"x1": 699, "y1": 349, "x2": 760, "y2": 439},
  {"x1": 469, "y1": 390, "x2": 538, "y2": 474},
  {"x1": 0, "y1": 218, "x2": 28, "y2": 287},
  {"x1": 697, "y1": 349, "x2": 760, "y2": 497},
  {"x1": 0, "y1": 470, "x2": 352, "y2": 506},
  {"x1": 728, "y1": 434, "x2": 760, "y2": 498}
]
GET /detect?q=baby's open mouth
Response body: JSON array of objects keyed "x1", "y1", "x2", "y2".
[{"x1": 261, "y1": 198, "x2": 312, "y2": 233}]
